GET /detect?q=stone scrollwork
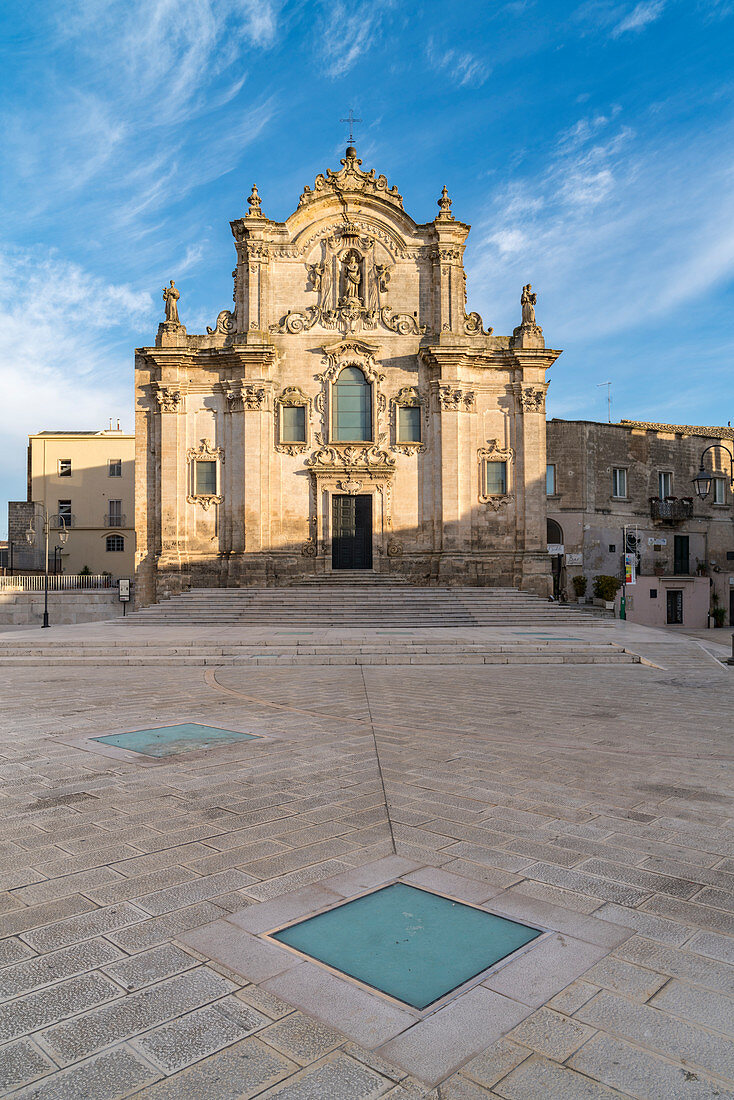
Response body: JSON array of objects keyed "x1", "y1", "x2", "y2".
[
  {"x1": 243, "y1": 385, "x2": 268, "y2": 411},
  {"x1": 387, "y1": 540, "x2": 403, "y2": 557},
  {"x1": 305, "y1": 445, "x2": 395, "y2": 471},
  {"x1": 301, "y1": 537, "x2": 317, "y2": 557},
  {"x1": 275, "y1": 386, "x2": 312, "y2": 454},
  {"x1": 464, "y1": 311, "x2": 493, "y2": 336},
  {"x1": 154, "y1": 385, "x2": 182, "y2": 413},
  {"x1": 515, "y1": 383, "x2": 549, "y2": 414},
  {"x1": 478, "y1": 439, "x2": 514, "y2": 510},
  {"x1": 337, "y1": 478, "x2": 363, "y2": 494},
  {"x1": 298, "y1": 147, "x2": 404, "y2": 211},
  {"x1": 186, "y1": 438, "x2": 224, "y2": 510},
  {"x1": 206, "y1": 309, "x2": 236, "y2": 335},
  {"x1": 438, "y1": 386, "x2": 476, "y2": 412}
]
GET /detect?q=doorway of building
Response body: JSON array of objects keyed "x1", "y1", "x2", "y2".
[
  {"x1": 673, "y1": 535, "x2": 689, "y2": 575},
  {"x1": 546, "y1": 518, "x2": 564, "y2": 599},
  {"x1": 332, "y1": 495, "x2": 373, "y2": 569},
  {"x1": 666, "y1": 589, "x2": 683, "y2": 624}
]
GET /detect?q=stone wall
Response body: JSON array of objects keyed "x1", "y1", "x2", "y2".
[{"x1": 0, "y1": 592, "x2": 124, "y2": 626}]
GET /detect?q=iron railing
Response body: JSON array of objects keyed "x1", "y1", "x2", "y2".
[
  {"x1": 0, "y1": 574, "x2": 112, "y2": 592},
  {"x1": 649, "y1": 498, "x2": 694, "y2": 524},
  {"x1": 104, "y1": 514, "x2": 126, "y2": 527}
]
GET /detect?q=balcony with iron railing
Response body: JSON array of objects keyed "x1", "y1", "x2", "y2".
[
  {"x1": 649, "y1": 497, "x2": 694, "y2": 525},
  {"x1": 104, "y1": 513, "x2": 127, "y2": 527}
]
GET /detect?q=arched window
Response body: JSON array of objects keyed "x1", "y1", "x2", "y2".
[
  {"x1": 106, "y1": 534, "x2": 124, "y2": 552},
  {"x1": 333, "y1": 366, "x2": 372, "y2": 442}
]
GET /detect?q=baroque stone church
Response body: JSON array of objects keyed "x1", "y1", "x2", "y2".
[{"x1": 134, "y1": 146, "x2": 560, "y2": 605}]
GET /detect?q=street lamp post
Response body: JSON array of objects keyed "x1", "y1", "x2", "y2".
[
  {"x1": 692, "y1": 443, "x2": 734, "y2": 500},
  {"x1": 25, "y1": 508, "x2": 68, "y2": 628}
]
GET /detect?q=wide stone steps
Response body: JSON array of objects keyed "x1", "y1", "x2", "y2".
[
  {"x1": 126, "y1": 586, "x2": 610, "y2": 628},
  {"x1": 0, "y1": 641, "x2": 637, "y2": 667}
]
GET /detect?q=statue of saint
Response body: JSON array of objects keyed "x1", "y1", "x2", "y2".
[
  {"x1": 521, "y1": 284, "x2": 536, "y2": 326},
  {"x1": 163, "y1": 280, "x2": 180, "y2": 324},
  {"x1": 344, "y1": 253, "x2": 362, "y2": 304}
]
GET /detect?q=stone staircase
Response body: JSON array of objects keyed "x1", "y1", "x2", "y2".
[
  {"x1": 125, "y1": 585, "x2": 611, "y2": 628},
  {"x1": 0, "y1": 638, "x2": 638, "y2": 667}
]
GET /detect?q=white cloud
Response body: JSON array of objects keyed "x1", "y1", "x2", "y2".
[
  {"x1": 318, "y1": 1, "x2": 394, "y2": 78},
  {"x1": 426, "y1": 39, "x2": 491, "y2": 89},
  {"x1": 613, "y1": 0, "x2": 666, "y2": 34},
  {"x1": 469, "y1": 107, "x2": 734, "y2": 342}
]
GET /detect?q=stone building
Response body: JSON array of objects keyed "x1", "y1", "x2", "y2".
[
  {"x1": 135, "y1": 147, "x2": 560, "y2": 605},
  {"x1": 8, "y1": 427, "x2": 135, "y2": 577},
  {"x1": 546, "y1": 419, "x2": 734, "y2": 627}
]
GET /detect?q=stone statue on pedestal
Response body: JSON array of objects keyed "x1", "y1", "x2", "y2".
[
  {"x1": 162, "y1": 281, "x2": 180, "y2": 324},
  {"x1": 521, "y1": 284, "x2": 536, "y2": 326}
]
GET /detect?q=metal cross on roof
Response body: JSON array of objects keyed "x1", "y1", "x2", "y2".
[{"x1": 340, "y1": 109, "x2": 362, "y2": 145}]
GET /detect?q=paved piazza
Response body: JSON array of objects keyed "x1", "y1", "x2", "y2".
[{"x1": 0, "y1": 618, "x2": 732, "y2": 1097}]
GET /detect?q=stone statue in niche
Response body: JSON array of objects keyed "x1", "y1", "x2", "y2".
[
  {"x1": 368, "y1": 263, "x2": 391, "y2": 312},
  {"x1": 308, "y1": 260, "x2": 332, "y2": 310},
  {"x1": 521, "y1": 284, "x2": 536, "y2": 326},
  {"x1": 162, "y1": 280, "x2": 180, "y2": 324},
  {"x1": 342, "y1": 252, "x2": 363, "y2": 305}
]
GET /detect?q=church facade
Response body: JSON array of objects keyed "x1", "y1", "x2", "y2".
[{"x1": 134, "y1": 147, "x2": 561, "y2": 605}]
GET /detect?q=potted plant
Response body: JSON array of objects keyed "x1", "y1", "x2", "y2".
[
  {"x1": 712, "y1": 607, "x2": 727, "y2": 628},
  {"x1": 593, "y1": 574, "x2": 622, "y2": 610},
  {"x1": 571, "y1": 575, "x2": 587, "y2": 602}
]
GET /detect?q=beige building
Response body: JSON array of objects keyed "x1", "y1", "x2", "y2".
[
  {"x1": 135, "y1": 146, "x2": 560, "y2": 605},
  {"x1": 9, "y1": 428, "x2": 135, "y2": 577},
  {"x1": 546, "y1": 419, "x2": 734, "y2": 628}
]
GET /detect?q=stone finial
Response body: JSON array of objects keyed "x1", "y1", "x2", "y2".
[
  {"x1": 246, "y1": 184, "x2": 262, "y2": 217},
  {"x1": 436, "y1": 185, "x2": 454, "y2": 221}
]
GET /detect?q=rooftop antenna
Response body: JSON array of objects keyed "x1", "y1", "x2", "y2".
[
  {"x1": 597, "y1": 381, "x2": 612, "y2": 423},
  {"x1": 340, "y1": 109, "x2": 362, "y2": 146}
]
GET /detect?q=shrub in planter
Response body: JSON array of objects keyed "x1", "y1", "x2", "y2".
[
  {"x1": 712, "y1": 607, "x2": 726, "y2": 628},
  {"x1": 572, "y1": 575, "x2": 587, "y2": 598},
  {"x1": 593, "y1": 575, "x2": 621, "y2": 602}
]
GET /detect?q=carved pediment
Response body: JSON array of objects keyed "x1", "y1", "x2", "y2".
[{"x1": 298, "y1": 148, "x2": 404, "y2": 211}]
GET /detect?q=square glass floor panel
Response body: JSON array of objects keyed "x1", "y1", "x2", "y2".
[
  {"x1": 92, "y1": 723, "x2": 258, "y2": 758},
  {"x1": 271, "y1": 882, "x2": 542, "y2": 1010}
]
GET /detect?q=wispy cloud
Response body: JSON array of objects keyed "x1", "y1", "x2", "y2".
[
  {"x1": 318, "y1": 0, "x2": 394, "y2": 78},
  {"x1": 613, "y1": 0, "x2": 666, "y2": 35},
  {"x1": 426, "y1": 39, "x2": 491, "y2": 88},
  {"x1": 469, "y1": 107, "x2": 734, "y2": 341},
  {"x1": 0, "y1": 249, "x2": 155, "y2": 504}
]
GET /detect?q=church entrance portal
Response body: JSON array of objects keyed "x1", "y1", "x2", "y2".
[{"x1": 332, "y1": 495, "x2": 372, "y2": 570}]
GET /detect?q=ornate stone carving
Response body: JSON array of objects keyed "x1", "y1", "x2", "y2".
[
  {"x1": 380, "y1": 308, "x2": 423, "y2": 335},
  {"x1": 464, "y1": 311, "x2": 493, "y2": 336},
  {"x1": 246, "y1": 183, "x2": 262, "y2": 216},
  {"x1": 438, "y1": 386, "x2": 476, "y2": 412},
  {"x1": 154, "y1": 386, "x2": 182, "y2": 413},
  {"x1": 242, "y1": 385, "x2": 267, "y2": 410},
  {"x1": 436, "y1": 185, "x2": 454, "y2": 221},
  {"x1": 515, "y1": 383, "x2": 548, "y2": 413},
  {"x1": 275, "y1": 386, "x2": 312, "y2": 454},
  {"x1": 337, "y1": 478, "x2": 363, "y2": 494},
  {"x1": 392, "y1": 385, "x2": 427, "y2": 451},
  {"x1": 478, "y1": 439, "x2": 514, "y2": 509},
  {"x1": 521, "y1": 283, "x2": 536, "y2": 325},
  {"x1": 305, "y1": 445, "x2": 395, "y2": 471},
  {"x1": 298, "y1": 147, "x2": 404, "y2": 211},
  {"x1": 186, "y1": 438, "x2": 224, "y2": 509},
  {"x1": 513, "y1": 284, "x2": 544, "y2": 346},
  {"x1": 387, "y1": 540, "x2": 403, "y2": 556},
  {"x1": 301, "y1": 537, "x2": 317, "y2": 557},
  {"x1": 206, "y1": 309, "x2": 236, "y2": 335}
]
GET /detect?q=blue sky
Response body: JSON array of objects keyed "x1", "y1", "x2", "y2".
[{"x1": 1, "y1": 0, "x2": 733, "y2": 533}]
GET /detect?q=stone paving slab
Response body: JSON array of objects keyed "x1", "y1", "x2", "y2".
[{"x1": 0, "y1": 618, "x2": 731, "y2": 1094}]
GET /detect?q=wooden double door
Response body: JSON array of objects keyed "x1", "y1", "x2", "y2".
[{"x1": 332, "y1": 494, "x2": 372, "y2": 570}]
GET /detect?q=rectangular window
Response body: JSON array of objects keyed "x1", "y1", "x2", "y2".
[
  {"x1": 612, "y1": 468, "x2": 627, "y2": 498},
  {"x1": 397, "y1": 406, "x2": 421, "y2": 443},
  {"x1": 108, "y1": 499, "x2": 123, "y2": 526},
  {"x1": 58, "y1": 459, "x2": 71, "y2": 477},
  {"x1": 546, "y1": 464, "x2": 556, "y2": 495},
  {"x1": 281, "y1": 405, "x2": 306, "y2": 443},
  {"x1": 658, "y1": 471, "x2": 673, "y2": 498},
  {"x1": 484, "y1": 460, "x2": 507, "y2": 496},
  {"x1": 108, "y1": 459, "x2": 122, "y2": 478},
  {"x1": 194, "y1": 460, "x2": 217, "y2": 496},
  {"x1": 57, "y1": 500, "x2": 72, "y2": 527},
  {"x1": 714, "y1": 477, "x2": 726, "y2": 504}
]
